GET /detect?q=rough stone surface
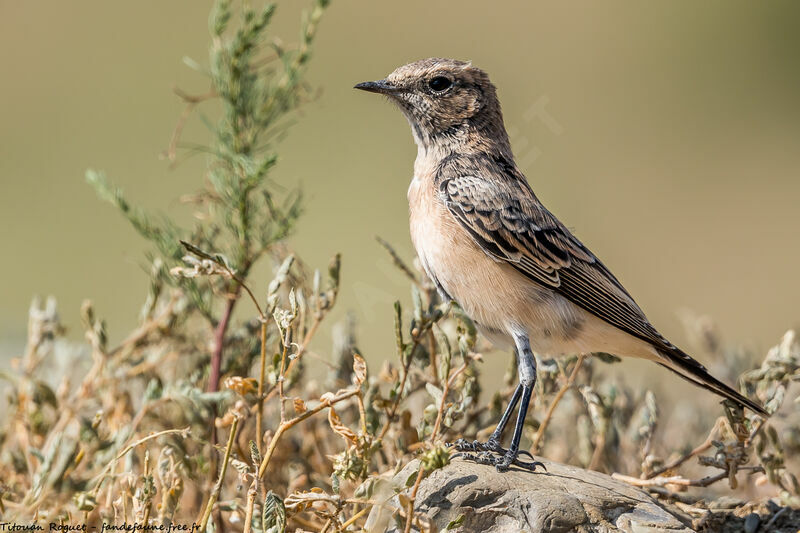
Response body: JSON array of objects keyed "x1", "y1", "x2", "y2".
[{"x1": 405, "y1": 458, "x2": 694, "y2": 533}]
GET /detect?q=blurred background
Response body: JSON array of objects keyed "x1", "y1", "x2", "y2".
[{"x1": 1, "y1": 1, "x2": 799, "y2": 409}]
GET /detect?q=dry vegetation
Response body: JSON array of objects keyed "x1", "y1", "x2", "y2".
[{"x1": 1, "y1": 2, "x2": 799, "y2": 532}]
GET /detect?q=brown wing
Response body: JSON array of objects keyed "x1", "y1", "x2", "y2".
[
  {"x1": 440, "y1": 173, "x2": 677, "y2": 353},
  {"x1": 439, "y1": 169, "x2": 768, "y2": 417}
]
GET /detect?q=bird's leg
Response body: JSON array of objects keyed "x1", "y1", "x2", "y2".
[
  {"x1": 488, "y1": 382, "x2": 523, "y2": 447},
  {"x1": 452, "y1": 335, "x2": 544, "y2": 472},
  {"x1": 450, "y1": 383, "x2": 524, "y2": 454}
]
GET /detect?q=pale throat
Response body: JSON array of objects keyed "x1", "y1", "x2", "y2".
[{"x1": 412, "y1": 141, "x2": 448, "y2": 181}]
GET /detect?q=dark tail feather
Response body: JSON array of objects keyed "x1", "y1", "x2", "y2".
[{"x1": 656, "y1": 347, "x2": 769, "y2": 418}]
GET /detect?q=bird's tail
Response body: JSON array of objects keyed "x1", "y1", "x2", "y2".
[{"x1": 656, "y1": 346, "x2": 769, "y2": 418}]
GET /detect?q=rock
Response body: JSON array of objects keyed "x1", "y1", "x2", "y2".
[
  {"x1": 403, "y1": 458, "x2": 693, "y2": 533},
  {"x1": 743, "y1": 513, "x2": 760, "y2": 533}
]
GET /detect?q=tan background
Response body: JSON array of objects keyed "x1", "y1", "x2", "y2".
[{"x1": 1, "y1": 2, "x2": 799, "y2": 406}]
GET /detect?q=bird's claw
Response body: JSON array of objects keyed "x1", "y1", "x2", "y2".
[
  {"x1": 448, "y1": 438, "x2": 544, "y2": 472},
  {"x1": 446, "y1": 438, "x2": 536, "y2": 461},
  {"x1": 452, "y1": 449, "x2": 545, "y2": 472},
  {"x1": 447, "y1": 438, "x2": 499, "y2": 453}
]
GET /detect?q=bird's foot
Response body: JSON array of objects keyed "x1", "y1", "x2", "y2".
[
  {"x1": 447, "y1": 437, "x2": 535, "y2": 459},
  {"x1": 452, "y1": 448, "x2": 545, "y2": 472},
  {"x1": 447, "y1": 438, "x2": 544, "y2": 472}
]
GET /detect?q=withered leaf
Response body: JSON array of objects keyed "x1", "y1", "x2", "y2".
[
  {"x1": 328, "y1": 406, "x2": 358, "y2": 445},
  {"x1": 353, "y1": 352, "x2": 367, "y2": 386},
  {"x1": 293, "y1": 397, "x2": 307, "y2": 414}
]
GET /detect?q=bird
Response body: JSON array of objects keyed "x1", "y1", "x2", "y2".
[{"x1": 355, "y1": 58, "x2": 768, "y2": 472}]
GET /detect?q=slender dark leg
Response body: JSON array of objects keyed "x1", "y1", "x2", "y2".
[
  {"x1": 451, "y1": 333, "x2": 544, "y2": 472},
  {"x1": 449, "y1": 383, "x2": 531, "y2": 457},
  {"x1": 494, "y1": 330, "x2": 543, "y2": 471},
  {"x1": 496, "y1": 381, "x2": 535, "y2": 470},
  {"x1": 489, "y1": 383, "x2": 523, "y2": 444}
]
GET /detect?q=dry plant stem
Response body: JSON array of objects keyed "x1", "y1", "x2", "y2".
[
  {"x1": 262, "y1": 315, "x2": 324, "y2": 406},
  {"x1": 404, "y1": 360, "x2": 469, "y2": 533},
  {"x1": 588, "y1": 432, "x2": 607, "y2": 471},
  {"x1": 403, "y1": 494, "x2": 420, "y2": 533},
  {"x1": 285, "y1": 315, "x2": 322, "y2": 375},
  {"x1": 140, "y1": 452, "x2": 151, "y2": 527},
  {"x1": 199, "y1": 416, "x2": 240, "y2": 532},
  {"x1": 91, "y1": 427, "x2": 190, "y2": 497},
  {"x1": 613, "y1": 465, "x2": 763, "y2": 489},
  {"x1": 379, "y1": 338, "x2": 422, "y2": 440},
  {"x1": 428, "y1": 329, "x2": 440, "y2": 386},
  {"x1": 242, "y1": 480, "x2": 257, "y2": 533},
  {"x1": 278, "y1": 329, "x2": 290, "y2": 422},
  {"x1": 430, "y1": 362, "x2": 469, "y2": 441},
  {"x1": 257, "y1": 388, "x2": 360, "y2": 479},
  {"x1": 216, "y1": 264, "x2": 269, "y2": 446},
  {"x1": 78, "y1": 338, "x2": 108, "y2": 399},
  {"x1": 256, "y1": 319, "x2": 268, "y2": 452},
  {"x1": 223, "y1": 265, "x2": 264, "y2": 318},
  {"x1": 319, "y1": 518, "x2": 332, "y2": 533},
  {"x1": 104, "y1": 461, "x2": 117, "y2": 514},
  {"x1": 645, "y1": 486, "x2": 702, "y2": 505},
  {"x1": 673, "y1": 501, "x2": 711, "y2": 518},
  {"x1": 531, "y1": 354, "x2": 586, "y2": 454},
  {"x1": 375, "y1": 236, "x2": 419, "y2": 285},
  {"x1": 209, "y1": 294, "x2": 238, "y2": 393},
  {"x1": 646, "y1": 419, "x2": 722, "y2": 479},
  {"x1": 356, "y1": 391, "x2": 368, "y2": 435},
  {"x1": 340, "y1": 508, "x2": 367, "y2": 530},
  {"x1": 403, "y1": 464, "x2": 426, "y2": 533},
  {"x1": 289, "y1": 514, "x2": 323, "y2": 531}
]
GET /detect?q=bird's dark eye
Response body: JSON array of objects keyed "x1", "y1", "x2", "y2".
[{"x1": 428, "y1": 76, "x2": 452, "y2": 93}]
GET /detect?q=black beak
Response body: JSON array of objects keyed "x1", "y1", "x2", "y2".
[{"x1": 354, "y1": 79, "x2": 399, "y2": 94}]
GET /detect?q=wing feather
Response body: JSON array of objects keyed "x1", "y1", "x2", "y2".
[
  {"x1": 440, "y1": 172, "x2": 675, "y2": 352},
  {"x1": 437, "y1": 162, "x2": 767, "y2": 415}
]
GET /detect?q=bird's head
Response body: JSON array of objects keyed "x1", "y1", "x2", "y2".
[{"x1": 355, "y1": 58, "x2": 508, "y2": 152}]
